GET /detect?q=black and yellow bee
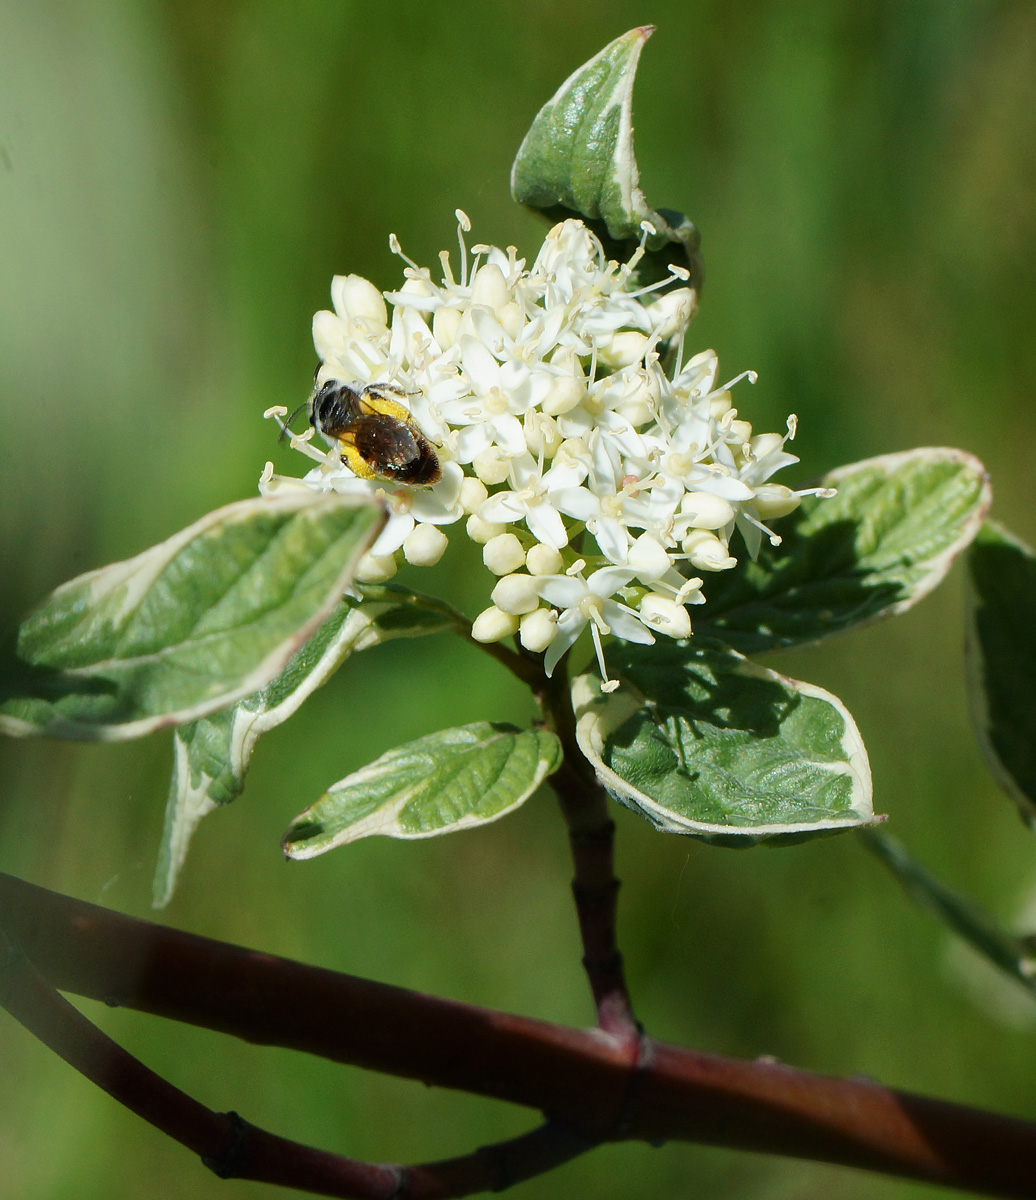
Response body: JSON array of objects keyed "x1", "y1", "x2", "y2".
[{"x1": 306, "y1": 379, "x2": 442, "y2": 486}]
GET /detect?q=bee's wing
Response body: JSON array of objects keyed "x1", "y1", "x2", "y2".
[{"x1": 349, "y1": 413, "x2": 422, "y2": 469}]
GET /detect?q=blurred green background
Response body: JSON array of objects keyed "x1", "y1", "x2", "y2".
[{"x1": 2, "y1": 2, "x2": 1035, "y2": 1197}]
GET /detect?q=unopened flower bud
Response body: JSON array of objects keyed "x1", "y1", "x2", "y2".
[
  {"x1": 498, "y1": 301, "x2": 524, "y2": 340},
  {"x1": 398, "y1": 276, "x2": 436, "y2": 300},
  {"x1": 466, "y1": 513, "x2": 506, "y2": 544},
  {"x1": 682, "y1": 529, "x2": 737, "y2": 572},
  {"x1": 470, "y1": 264, "x2": 509, "y2": 312},
  {"x1": 753, "y1": 484, "x2": 801, "y2": 519},
  {"x1": 524, "y1": 412, "x2": 562, "y2": 457},
  {"x1": 730, "y1": 419, "x2": 753, "y2": 445},
  {"x1": 403, "y1": 523, "x2": 448, "y2": 566},
  {"x1": 519, "y1": 607, "x2": 558, "y2": 653},
  {"x1": 355, "y1": 552, "x2": 398, "y2": 583},
  {"x1": 526, "y1": 543, "x2": 564, "y2": 576},
  {"x1": 639, "y1": 593, "x2": 692, "y2": 639},
  {"x1": 473, "y1": 446, "x2": 511, "y2": 485},
  {"x1": 646, "y1": 287, "x2": 697, "y2": 339},
  {"x1": 680, "y1": 491, "x2": 735, "y2": 531},
  {"x1": 750, "y1": 432, "x2": 786, "y2": 460},
  {"x1": 471, "y1": 605, "x2": 520, "y2": 643},
  {"x1": 598, "y1": 331, "x2": 650, "y2": 370},
  {"x1": 549, "y1": 346, "x2": 582, "y2": 374},
  {"x1": 709, "y1": 390, "x2": 732, "y2": 418},
  {"x1": 627, "y1": 533, "x2": 671, "y2": 583},
  {"x1": 542, "y1": 376, "x2": 585, "y2": 416},
  {"x1": 483, "y1": 533, "x2": 526, "y2": 575},
  {"x1": 491, "y1": 573, "x2": 540, "y2": 615},
  {"x1": 459, "y1": 476, "x2": 489, "y2": 513},
  {"x1": 554, "y1": 437, "x2": 590, "y2": 472},
  {"x1": 312, "y1": 311, "x2": 350, "y2": 362},
  {"x1": 432, "y1": 306, "x2": 463, "y2": 349},
  {"x1": 612, "y1": 373, "x2": 659, "y2": 425},
  {"x1": 330, "y1": 274, "x2": 388, "y2": 327}
]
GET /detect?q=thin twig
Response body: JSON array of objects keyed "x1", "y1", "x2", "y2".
[
  {"x1": 358, "y1": 585, "x2": 544, "y2": 689},
  {"x1": 541, "y1": 667, "x2": 639, "y2": 1042},
  {"x1": 5, "y1": 872, "x2": 1036, "y2": 1198},
  {"x1": 862, "y1": 828, "x2": 1036, "y2": 995},
  {"x1": 0, "y1": 920, "x2": 593, "y2": 1198}
]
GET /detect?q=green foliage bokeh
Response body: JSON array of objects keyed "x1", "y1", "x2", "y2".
[{"x1": 1, "y1": 3, "x2": 1035, "y2": 1197}]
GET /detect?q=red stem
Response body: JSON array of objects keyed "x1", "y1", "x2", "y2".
[
  {"x1": 542, "y1": 669, "x2": 639, "y2": 1042},
  {"x1": 0, "y1": 921, "x2": 592, "y2": 1198},
  {"x1": 3, "y1": 872, "x2": 1036, "y2": 1198}
]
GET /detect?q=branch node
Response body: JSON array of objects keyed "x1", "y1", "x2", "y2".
[
  {"x1": 201, "y1": 1111, "x2": 250, "y2": 1180},
  {"x1": 384, "y1": 1164, "x2": 410, "y2": 1199},
  {"x1": 612, "y1": 1033, "x2": 655, "y2": 1139}
]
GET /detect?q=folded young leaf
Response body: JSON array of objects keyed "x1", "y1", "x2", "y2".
[
  {"x1": 697, "y1": 448, "x2": 991, "y2": 654},
  {"x1": 964, "y1": 521, "x2": 1036, "y2": 821},
  {"x1": 510, "y1": 27, "x2": 701, "y2": 290},
  {"x1": 154, "y1": 591, "x2": 453, "y2": 906},
  {"x1": 0, "y1": 493, "x2": 383, "y2": 741},
  {"x1": 574, "y1": 641, "x2": 876, "y2": 844},
  {"x1": 283, "y1": 723, "x2": 563, "y2": 858}
]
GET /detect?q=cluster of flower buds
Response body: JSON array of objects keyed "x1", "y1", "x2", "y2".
[{"x1": 262, "y1": 214, "x2": 826, "y2": 688}]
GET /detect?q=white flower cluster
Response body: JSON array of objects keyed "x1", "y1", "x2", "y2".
[{"x1": 262, "y1": 213, "x2": 826, "y2": 689}]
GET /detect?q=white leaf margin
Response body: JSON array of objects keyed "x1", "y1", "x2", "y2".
[
  {"x1": 0, "y1": 492, "x2": 384, "y2": 742},
  {"x1": 572, "y1": 658, "x2": 877, "y2": 838},
  {"x1": 284, "y1": 724, "x2": 562, "y2": 859},
  {"x1": 821, "y1": 447, "x2": 992, "y2": 624},
  {"x1": 963, "y1": 520, "x2": 1036, "y2": 820}
]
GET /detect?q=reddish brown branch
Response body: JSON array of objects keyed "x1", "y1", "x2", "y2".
[
  {"x1": 549, "y1": 760, "x2": 638, "y2": 1041},
  {"x1": 542, "y1": 670, "x2": 639, "y2": 1042},
  {"x1": 4, "y1": 872, "x2": 1036, "y2": 1198},
  {"x1": 0, "y1": 921, "x2": 592, "y2": 1198}
]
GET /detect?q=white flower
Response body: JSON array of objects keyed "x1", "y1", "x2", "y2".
[
  {"x1": 534, "y1": 565, "x2": 654, "y2": 689},
  {"x1": 264, "y1": 211, "x2": 822, "y2": 687},
  {"x1": 477, "y1": 453, "x2": 579, "y2": 551},
  {"x1": 315, "y1": 461, "x2": 464, "y2": 558}
]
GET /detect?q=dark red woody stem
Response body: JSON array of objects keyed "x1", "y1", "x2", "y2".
[
  {"x1": 541, "y1": 665, "x2": 639, "y2": 1042},
  {"x1": 0, "y1": 919, "x2": 592, "y2": 1198},
  {"x1": 4, "y1": 873, "x2": 1036, "y2": 1198}
]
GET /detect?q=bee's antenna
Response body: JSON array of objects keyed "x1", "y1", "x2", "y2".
[
  {"x1": 284, "y1": 399, "x2": 317, "y2": 443},
  {"x1": 263, "y1": 401, "x2": 311, "y2": 443}
]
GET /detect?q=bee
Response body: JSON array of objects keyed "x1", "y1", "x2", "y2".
[{"x1": 303, "y1": 379, "x2": 442, "y2": 486}]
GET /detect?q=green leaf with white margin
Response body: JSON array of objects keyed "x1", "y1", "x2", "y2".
[
  {"x1": 0, "y1": 492, "x2": 383, "y2": 741},
  {"x1": 697, "y1": 448, "x2": 991, "y2": 655},
  {"x1": 283, "y1": 722, "x2": 563, "y2": 858},
  {"x1": 155, "y1": 588, "x2": 453, "y2": 905},
  {"x1": 510, "y1": 27, "x2": 702, "y2": 292},
  {"x1": 575, "y1": 640, "x2": 876, "y2": 844},
  {"x1": 964, "y1": 521, "x2": 1036, "y2": 822}
]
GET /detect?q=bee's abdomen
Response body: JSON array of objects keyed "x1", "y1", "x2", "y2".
[{"x1": 350, "y1": 415, "x2": 442, "y2": 485}]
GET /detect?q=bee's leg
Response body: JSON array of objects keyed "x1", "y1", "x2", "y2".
[
  {"x1": 361, "y1": 391, "x2": 418, "y2": 425},
  {"x1": 337, "y1": 436, "x2": 379, "y2": 480},
  {"x1": 365, "y1": 382, "x2": 418, "y2": 400}
]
